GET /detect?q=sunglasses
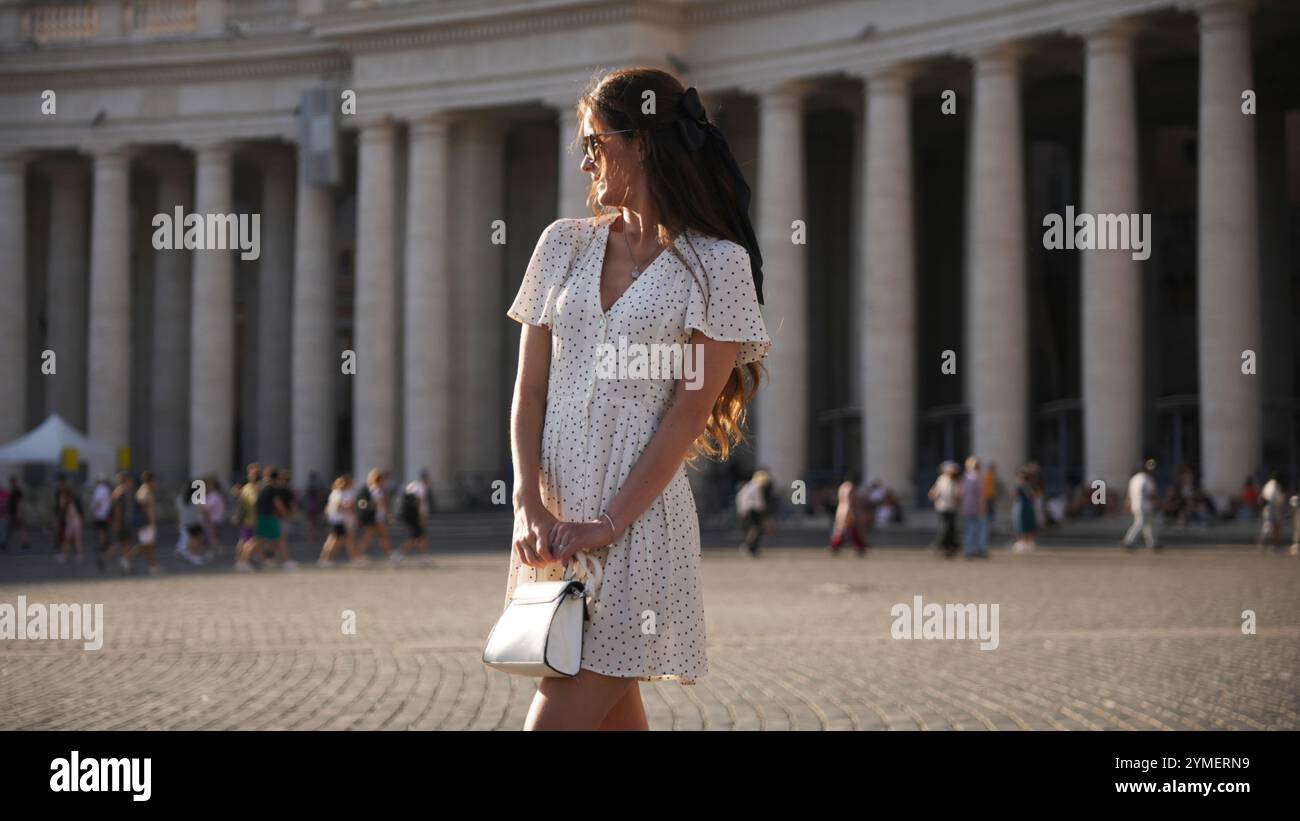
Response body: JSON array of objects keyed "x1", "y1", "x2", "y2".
[{"x1": 583, "y1": 129, "x2": 637, "y2": 163}]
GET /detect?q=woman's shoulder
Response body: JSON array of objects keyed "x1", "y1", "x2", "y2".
[
  {"x1": 543, "y1": 214, "x2": 614, "y2": 238},
  {"x1": 532, "y1": 215, "x2": 611, "y2": 264},
  {"x1": 676, "y1": 230, "x2": 751, "y2": 275}
]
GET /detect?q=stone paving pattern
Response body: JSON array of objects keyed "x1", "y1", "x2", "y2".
[{"x1": 1, "y1": 531, "x2": 1296, "y2": 730}]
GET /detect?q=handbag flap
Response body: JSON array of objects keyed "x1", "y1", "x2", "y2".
[{"x1": 510, "y1": 580, "x2": 583, "y2": 605}]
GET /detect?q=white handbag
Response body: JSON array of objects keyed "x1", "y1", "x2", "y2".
[{"x1": 482, "y1": 552, "x2": 603, "y2": 678}]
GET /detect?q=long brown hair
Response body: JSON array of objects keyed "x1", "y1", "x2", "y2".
[{"x1": 573, "y1": 67, "x2": 765, "y2": 464}]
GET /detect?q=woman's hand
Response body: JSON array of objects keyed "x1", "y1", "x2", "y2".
[
  {"x1": 513, "y1": 501, "x2": 559, "y2": 568},
  {"x1": 549, "y1": 518, "x2": 619, "y2": 565}
]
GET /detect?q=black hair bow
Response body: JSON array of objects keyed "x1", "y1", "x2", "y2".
[{"x1": 676, "y1": 86, "x2": 765, "y2": 305}]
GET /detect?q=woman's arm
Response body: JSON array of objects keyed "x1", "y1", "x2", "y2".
[
  {"x1": 511, "y1": 322, "x2": 561, "y2": 567},
  {"x1": 550, "y1": 332, "x2": 740, "y2": 562}
]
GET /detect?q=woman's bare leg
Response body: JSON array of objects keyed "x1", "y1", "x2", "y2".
[
  {"x1": 354, "y1": 527, "x2": 373, "y2": 558},
  {"x1": 597, "y1": 681, "x2": 649, "y2": 731},
  {"x1": 524, "y1": 668, "x2": 637, "y2": 731}
]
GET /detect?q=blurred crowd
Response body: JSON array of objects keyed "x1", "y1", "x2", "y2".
[{"x1": 0, "y1": 464, "x2": 438, "y2": 574}]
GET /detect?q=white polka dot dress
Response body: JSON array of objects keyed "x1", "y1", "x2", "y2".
[{"x1": 503, "y1": 213, "x2": 771, "y2": 685}]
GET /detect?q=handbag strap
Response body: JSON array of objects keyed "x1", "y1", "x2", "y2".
[{"x1": 563, "y1": 551, "x2": 603, "y2": 604}]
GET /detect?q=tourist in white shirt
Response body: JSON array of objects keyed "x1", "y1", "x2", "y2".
[
  {"x1": 89, "y1": 476, "x2": 112, "y2": 558},
  {"x1": 1123, "y1": 459, "x2": 1160, "y2": 550},
  {"x1": 928, "y1": 461, "x2": 961, "y2": 557},
  {"x1": 1258, "y1": 472, "x2": 1286, "y2": 550},
  {"x1": 318, "y1": 474, "x2": 357, "y2": 566},
  {"x1": 735, "y1": 469, "x2": 771, "y2": 558}
]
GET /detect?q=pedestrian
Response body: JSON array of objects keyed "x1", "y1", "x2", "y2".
[
  {"x1": 960, "y1": 456, "x2": 988, "y2": 558},
  {"x1": 123, "y1": 470, "x2": 161, "y2": 575},
  {"x1": 8, "y1": 475, "x2": 28, "y2": 551},
  {"x1": 504, "y1": 69, "x2": 772, "y2": 728},
  {"x1": 1289, "y1": 493, "x2": 1299, "y2": 556},
  {"x1": 55, "y1": 485, "x2": 84, "y2": 565},
  {"x1": 1239, "y1": 477, "x2": 1259, "y2": 520},
  {"x1": 1259, "y1": 472, "x2": 1286, "y2": 551},
  {"x1": 237, "y1": 467, "x2": 293, "y2": 570},
  {"x1": 103, "y1": 472, "x2": 135, "y2": 572},
  {"x1": 1123, "y1": 459, "x2": 1160, "y2": 551},
  {"x1": 175, "y1": 481, "x2": 207, "y2": 565},
  {"x1": 735, "y1": 469, "x2": 770, "y2": 558},
  {"x1": 232, "y1": 463, "x2": 260, "y2": 568},
  {"x1": 273, "y1": 469, "x2": 298, "y2": 569},
  {"x1": 89, "y1": 474, "x2": 112, "y2": 565},
  {"x1": 983, "y1": 461, "x2": 1001, "y2": 535},
  {"x1": 828, "y1": 471, "x2": 867, "y2": 557},
  {"x1": 318, "y1": 474, "x2": 357, "y2": 566},
  {"x1": 353, "y1": 468, "x2": 395, "y2": 563},
  {"x1": 398, "y1": 473, "x2": 432, "y2": 563},
  {"x1": 928, "y1": 461, "x2": 961, "y2": 558},
  {"x1": 1011, "y1": 466, "x2": 1039, "y2": 553}
]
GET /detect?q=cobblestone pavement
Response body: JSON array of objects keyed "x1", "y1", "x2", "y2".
[{"x1": 1, "y1": 533, "x2": 1297, "y2": 730}]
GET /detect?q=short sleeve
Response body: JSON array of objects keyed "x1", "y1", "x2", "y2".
[
  {"x1": 684, "y1": 237, "x2": 772, "y2": 365},
  {"x1": 507, "y1": 218, "x2": 577, "y2": 327}
]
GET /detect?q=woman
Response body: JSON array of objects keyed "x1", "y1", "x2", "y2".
[
  {"x1": 175, "y1": 482, "x2": 207, "y2": 565},
  {"x1": 1012, "y1": 467, "x2": 1039, "y2": 553},
  {"x1": 55, "y1": 486, "x2": 84, "y2": 565},
  {"x1": 504, "y1": 68, "x2": 771, "y2": 730},
  {"x1": 352, "y1": 468, "x2": 395, "y2": 563},
  {"x1": 928, "y1": 462, "x2": 961, "y2": 558},
  {"x1": 318, "y1": 474, "x2": 356, "y2": 566},
  {"x1": 829, "y1": 471, "x2": 868, "y2": 556}
]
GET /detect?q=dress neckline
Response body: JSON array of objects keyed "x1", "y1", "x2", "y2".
[{"x1": 596, "y1": 216, "x2": 685, "y2": 317}]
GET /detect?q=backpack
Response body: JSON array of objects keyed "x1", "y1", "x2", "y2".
[
  {"x1": 399, "y1": 490, "x2": 419, "y2": 521},
  {"x1": 356, "y1": 484, "x2": 375, "y2": 524},
  {"x1": 130, "y1": 495, "x2": 147, "y2": 529}
]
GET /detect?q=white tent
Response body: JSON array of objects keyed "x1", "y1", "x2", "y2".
[{"x1": 0, "y1": 413, "x2": 114, "y2": 465}]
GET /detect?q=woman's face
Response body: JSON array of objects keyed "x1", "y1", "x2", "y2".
[{"x1": 581, "y1": 108, "x2": 641, "y2": 208}]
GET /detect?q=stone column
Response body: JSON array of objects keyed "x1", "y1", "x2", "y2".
[
  {"x1": 1080, "y1": 20, "x2": 1143, "y2": 496},
  {"x1": 256, "y1": 149, "x2": 295, "y2": 467},
  {"x1": 1196, "y1": 0, "x2": 1261, "y2": 496},
  {"x1": 450, "y1": 117, "x2": 507, "y2": 486},
  {"x1": 189, "y1": 140, "x2": 236, "y2": 479},
  {"x1": 860, "y1": 65, "x2": 917, "y2": 499},
  {"x1": 86, "y1": 146, "x2": 133, "y2": 476},
  {"x1": 0, "y1": 153, "x2": 28, "y2": 443},
  {"x1": 150, "y1": 156, "x2": 193, "y2": 485},
  {"x1": 966, "y1": 44, "x2": 1028, "y2": 476},
  {"x1": 353, "y1": 118, "x2": 399, "y2": 477},
  {"x1": 403, "y1": 113, "x2": 454, "y2": 499},
  {"x1": 753, "y1": 81, "x2": 809, "y2": 489},
  {"x1": 291, "y1": 151, "x2": 337, "y2": 486},
  {"x1": 43, "y1": 159, "x2": 89, "y2": 430}
]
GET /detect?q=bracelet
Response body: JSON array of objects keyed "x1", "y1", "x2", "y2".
[{"x1": 599, "y1": 512, "x2": 618, "y2": 540}]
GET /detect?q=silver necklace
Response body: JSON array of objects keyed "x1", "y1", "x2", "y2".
[{"x1": 621, "y1": 219, "x2": 647, "y2": 278}]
